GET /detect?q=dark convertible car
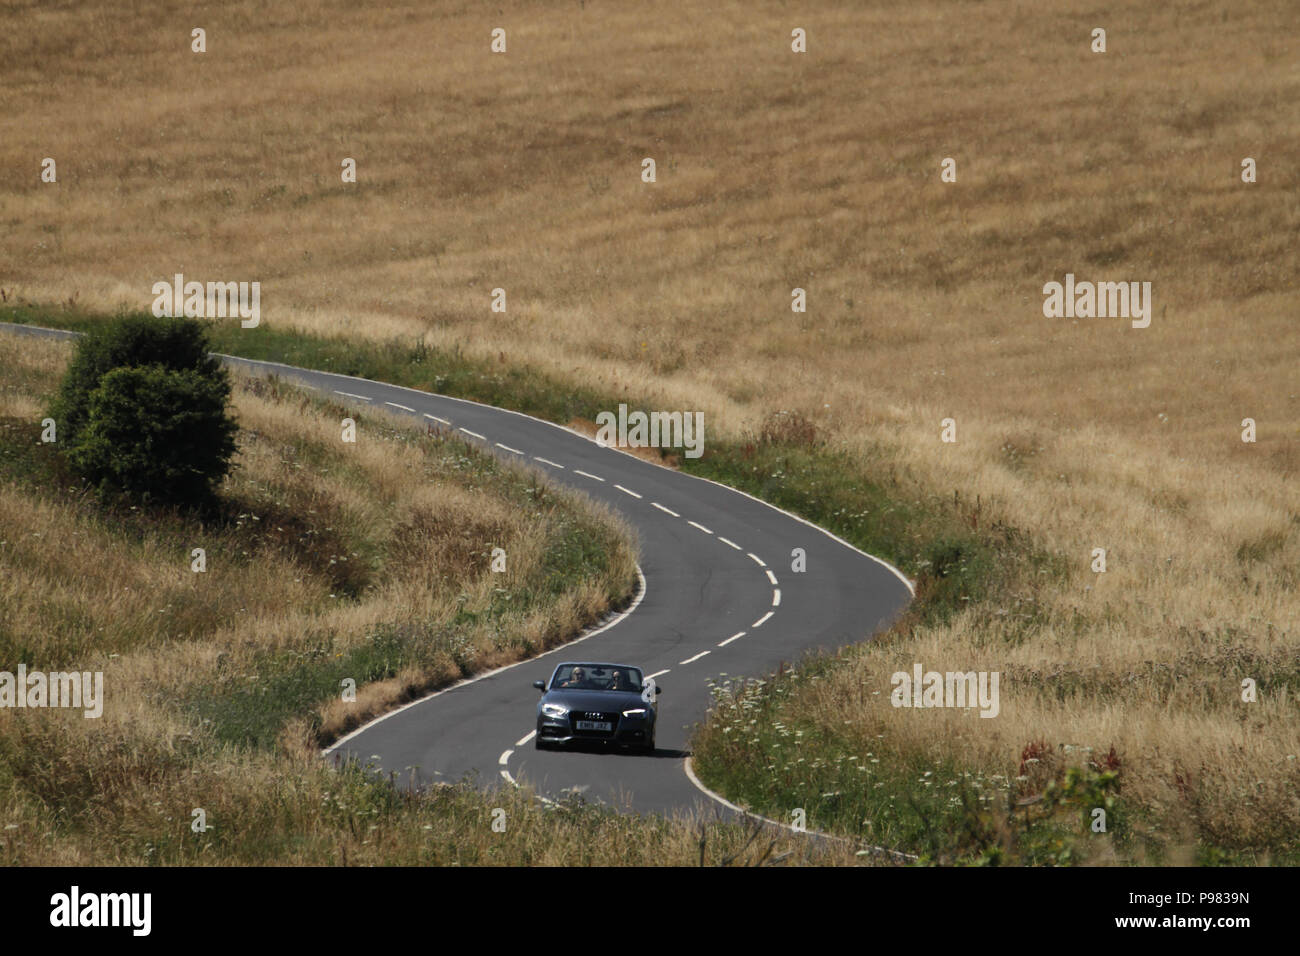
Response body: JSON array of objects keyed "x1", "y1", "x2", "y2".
[{"x1": 533, "y1": 662, "x2": 661, "y2": 752}]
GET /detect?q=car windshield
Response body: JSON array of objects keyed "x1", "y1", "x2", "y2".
[{"x1": 551, "y1": 664, "x2": 643, "y2": 693}]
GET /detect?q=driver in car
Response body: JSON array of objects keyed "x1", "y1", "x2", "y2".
[{"x1": 560, "y1": 667, "x2": 587, "y2": 688}]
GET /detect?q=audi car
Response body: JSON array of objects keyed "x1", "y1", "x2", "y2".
[{"x1": 533, "y1": 662, "x2": 661, "y2": 752}]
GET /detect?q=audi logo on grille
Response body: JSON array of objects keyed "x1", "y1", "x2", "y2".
[{"x1": 582, "y1": 713, "x2": 603, "y2": 720}]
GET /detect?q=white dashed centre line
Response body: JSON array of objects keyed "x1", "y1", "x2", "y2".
[
  {"x1": 333, "y1": 390, "x2": 372, "y2": 401},
  {"x1": 651, "y1": 502, "x2": 679, "y2": 517},
  {"x1": 747, "y1": 552, "x2": 766, "y2": 567},
  {"x1": 459, "y1": 428, "x2": 486, "y2": 440},
  {"x1": 717, "y1": 537, "x2": 742, "y2": 550},
  {"x1": 424, "y1": 413, "x2": 450, "y2": 425},
  {"x1": 646, "y1": 669, "x2": 670, "y2": 680},
  {"x1": 687, "y1": 521, "x2": 713, "y2": 535},
  {"x1": 752, "y1": 611, "x2": 774, "y2": 628},
  {"x1": 574, "y1": 469, "x2": 605, "y2": 482},
  {"x1": 498, "y1": 750, "x2": 513, "y2": 765},
  {"x1": 717, "y1": 632, "x2": 745, "y2": 647},
  {"x1": 384, "y1": 401, "x2": 415, "y2": 412},
  {"x1": 534, "y1": 457, "x2": 564, "y2": 469},
  {"x1": 772, "y1": 589, "x2": 781, "y2": 606},
  {"x1": 496, "y1": 443, "x2": 523, "y2": 454},
  {"x1": 765, "y1": 570, "x2": 778, "y2": 585},
  {"x1": 515, "y1": 730, "x2": 536, "y2": 747},
  {"x1": 614, "y1": 484, "x2": 643, "y2": 499},
  {"x1": 679, "y1": 651, "x2": 711, "y2": 665}
]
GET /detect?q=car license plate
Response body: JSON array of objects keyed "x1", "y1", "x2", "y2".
[{"x1": 576, "y1": 720, "x2": 611, "y2": 732}]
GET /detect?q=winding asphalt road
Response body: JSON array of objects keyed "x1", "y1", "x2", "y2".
[{"x1": 2, "y1": 322, "x2": 914, "y2": 821}]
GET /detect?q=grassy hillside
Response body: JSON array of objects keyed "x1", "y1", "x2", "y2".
[
  {"x1": 1, "y1": 0, "x2": 1296, "y2": 863},
  {"x1": 0, "y1": 332, "x2": 789, "y2": 865}
]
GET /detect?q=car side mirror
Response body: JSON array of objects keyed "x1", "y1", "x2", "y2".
[{"x1": 533, "y1": 680, "x2": 546, "y2": 692}]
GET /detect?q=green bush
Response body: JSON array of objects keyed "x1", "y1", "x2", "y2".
[
  {"x1": 51, "y1": 313, "x2": 226, "y2": 444},
  {"x1": 52, "y1": 315, "x2": 238, "y2": 509},
  {"x1": 66, "y1": 365, "x2": 237, "y2": 508}
]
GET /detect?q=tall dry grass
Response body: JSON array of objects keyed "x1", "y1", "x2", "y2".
[{"x1": 1, "y1": 0, "x2": 1296, "y2": 855}]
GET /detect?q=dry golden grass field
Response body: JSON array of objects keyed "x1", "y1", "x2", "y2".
[{"x1": 1, "y1": 0, "x2": 1298, "y2": 861}]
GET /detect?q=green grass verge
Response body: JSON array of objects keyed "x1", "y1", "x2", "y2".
[{"x1": 692, "y1": 663, "x2": 1129, "y2": 866}]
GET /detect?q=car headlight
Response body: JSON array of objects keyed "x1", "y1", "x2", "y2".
[
  {"x1": 621, "y1": 707, "x2": 648, "y2": 718},
  {"x1": 541, "y1": 703, "x2": 569, "y2": 718}
]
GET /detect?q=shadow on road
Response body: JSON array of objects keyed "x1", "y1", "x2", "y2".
[{"x1": 539, "y1": 740, "x2": 691, "y2": 760}]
